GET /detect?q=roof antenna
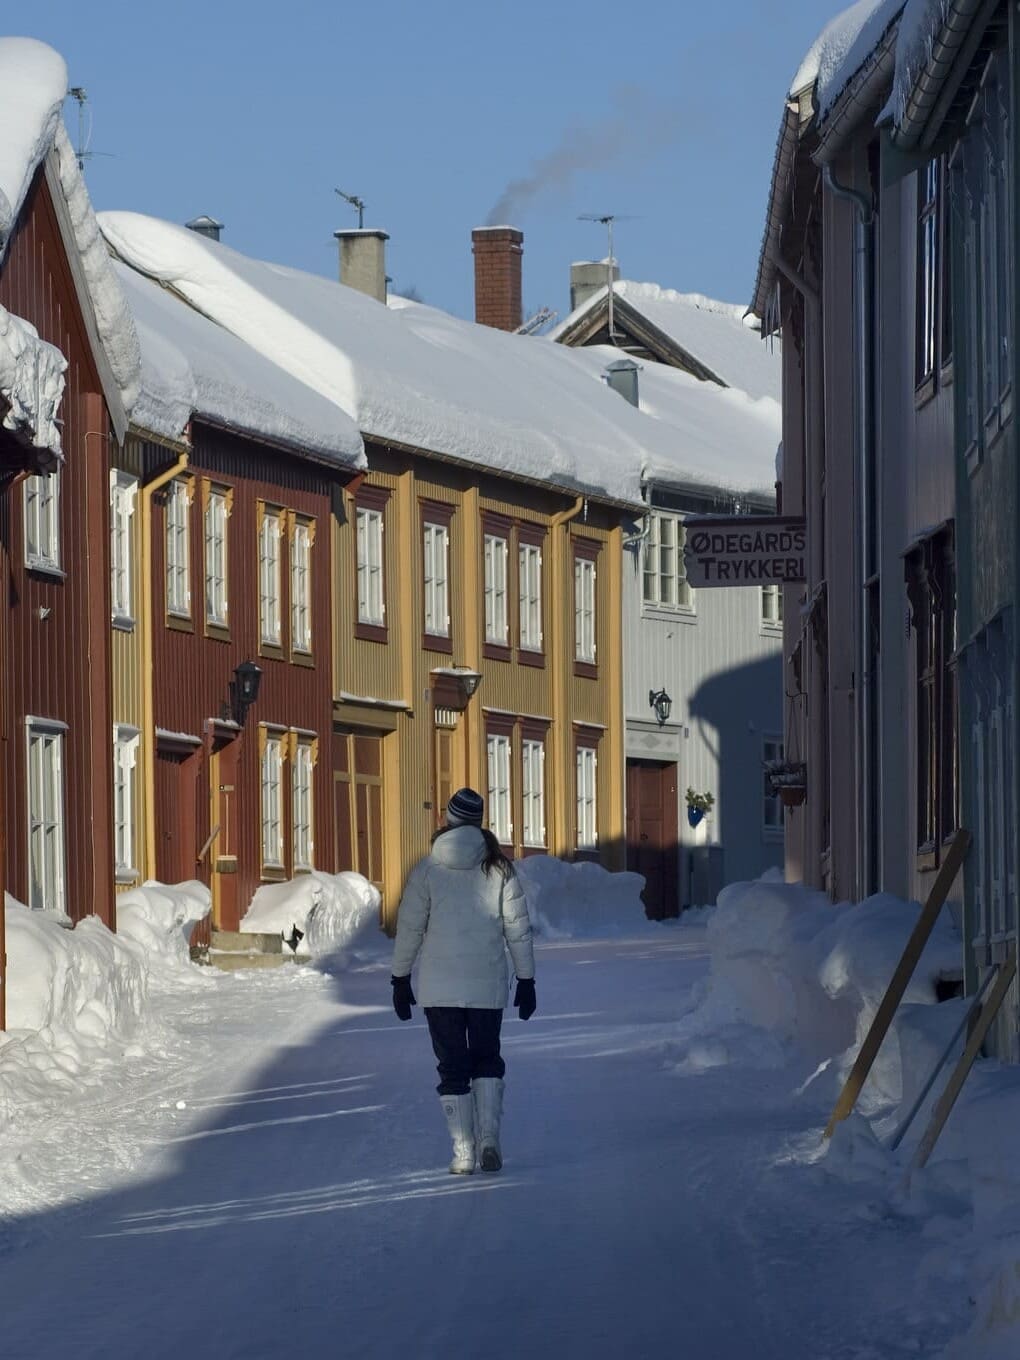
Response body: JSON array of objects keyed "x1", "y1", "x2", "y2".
[
  {"x1": 67, "y1": 87, "x2": 90, "y2": 172},
  {"x1": 335, "y1": 188, "x2": 366, "y2": 229},
  {"x1": 579, "y1": 213, "x2": 631, "y2": 344}
]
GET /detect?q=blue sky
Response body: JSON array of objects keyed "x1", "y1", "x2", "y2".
[{"x1": 23, "y1": 0, "x2": 832, "y2": 322}]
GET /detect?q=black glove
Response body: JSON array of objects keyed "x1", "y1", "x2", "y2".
[
  {"x1": 391, "y1": 975, "x2": 416, "y2": 1022},
  {"x1": 514, "y1": 978, "x2": 537, "y2": 1021}
]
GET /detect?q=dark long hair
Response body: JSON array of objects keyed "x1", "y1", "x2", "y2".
[{"x1": 431, "y1": 823, "x2": 514, "y2": 880}]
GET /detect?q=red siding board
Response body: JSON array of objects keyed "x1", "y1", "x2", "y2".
[
  {"x1": 151, "y1": 425, "x2": 342, "y2": 928},
  {"x1": 0, "y1": 168, "x2": 115, "y2": 928}
]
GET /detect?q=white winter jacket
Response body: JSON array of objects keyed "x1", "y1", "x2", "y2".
[{"x1": 391, "y1": 826, "x2": 535, "y2": 1009}]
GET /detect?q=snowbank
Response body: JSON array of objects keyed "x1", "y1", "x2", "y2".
[
  {"x1": 0, "y1": 882, "x2": 211, "y2": 1128},
  {"x1": 116, "y1": 880, "x2": 212, "y2": 970},
  {"x1": 515, "y1": 855, "x2": 660, "y2": 938},
  {"x1": 684, "y1": 878, "x2": 959, "y2": 1098},
  {"x1": 240, "y1": 870, "x2": 384, "y2": 965}
]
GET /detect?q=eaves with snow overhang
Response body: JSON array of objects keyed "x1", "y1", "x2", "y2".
[
  {"x1": 891, "y1": 0, "x2": 1005, "y2": 151},
  {"x1": 749, "y1": 100, "x2": 803, "y2": 333}
]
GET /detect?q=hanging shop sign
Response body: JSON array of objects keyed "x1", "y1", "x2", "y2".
[{"x1": 683, "y1": 516, "x2": 807, "y2": 588}]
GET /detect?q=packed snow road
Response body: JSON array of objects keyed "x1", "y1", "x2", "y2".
[{"x1": 0, "y1": 930, "x2": 965, "y2": 1359}]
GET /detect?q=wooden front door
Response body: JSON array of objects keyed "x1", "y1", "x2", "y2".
[
  {"x1": 155, "y1": 747, "x2": 200, "y2": 885},
  {"x1": 626, "y1": 760, "x2": 679, "y2": 919},
  {"x1": 334, "y1": 729, "x2": 385, "y2": 901}
]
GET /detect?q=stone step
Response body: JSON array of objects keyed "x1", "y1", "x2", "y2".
[
  {"x1": 206, "y1": 950, "x2": 291, "y2": 973},
  {"x1": 210, "y1": 930, "x2": 283, "y2": 955}
]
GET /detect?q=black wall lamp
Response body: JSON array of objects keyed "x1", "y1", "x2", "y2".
[
  {"x1": 649, "y1": 688, "x2": 672, "y2": 726},
  {"x1": 230, "y1": 659, "x2": 263, "y2": 726}
]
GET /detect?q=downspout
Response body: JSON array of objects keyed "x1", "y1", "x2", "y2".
[
  {"x1": 549, "y1": 495, "x2": 585, "y2": 855},
  {"x1": 141, "y1": 449, "x2": 190, "y2": 877},
  {"x1": 823, "y1": 163, "x2": 877, "y2": 898},
  {"x1": 775, "y1": 253, "x2": 824, "y2": 885}
]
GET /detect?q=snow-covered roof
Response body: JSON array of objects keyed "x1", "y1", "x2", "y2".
[
  {"x1": 548, "y1": 281, "x2": 781, "y2": 405},
  {"x1": 99, "y1": 212, "x2": 682, "y2": 507},
  {"x1": 554, "y1": 344, "x2": 779, "y2": 502},
  {"x1": 114, "y1": 263, "x2": 364, "y2": 469},
  {"x1": 0, "y1": 38, "x2": 140, "y2": 436},
  {"x1": 791, "y1": 0, "x2": 904, "y2": 117}
]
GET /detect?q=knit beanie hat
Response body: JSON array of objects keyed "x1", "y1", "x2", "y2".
[{"x1": 445, "y1": 787, "x2": 484, "y2": 826}]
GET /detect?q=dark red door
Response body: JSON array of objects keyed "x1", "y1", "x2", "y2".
[{"x1": 626, "y1": 760, "x2": 679, "y2": 919}]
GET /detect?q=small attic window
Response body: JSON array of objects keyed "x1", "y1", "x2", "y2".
[{"x1": 602, "y1": 357, "x2": 640, "y2": 407}]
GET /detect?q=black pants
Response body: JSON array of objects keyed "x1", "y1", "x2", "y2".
[{"x1": 425, "y1": 1007, "x2": 505, "y2": 1095}]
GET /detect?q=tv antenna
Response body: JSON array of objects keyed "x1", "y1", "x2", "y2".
[
  {"x1": 335, "y1": 188, "x2": 366, "y2": 229},
  {"x1": 579, "y1": 213, "x2": 636, "y2": 343},
  {"x1": 66, "y1": 87, "x2": 114, "y2": 175}
]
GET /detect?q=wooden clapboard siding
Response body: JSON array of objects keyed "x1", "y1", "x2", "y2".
[
  {"x1": 0, "y1": 167, "x2": 115, "y2": 927},
  {"x1": 335, "y1": 438, "x2": 630, "y2": 926},
  {"x1": 148, "y1": 423, "x2": 344, "y2": 928}
]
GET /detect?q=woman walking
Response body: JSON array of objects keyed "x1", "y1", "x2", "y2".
[{"x1": 390, "y1": 787, "x2": 537, "y2": 1175}]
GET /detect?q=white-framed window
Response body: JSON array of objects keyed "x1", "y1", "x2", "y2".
[
  {"x1": 110, "y1": 471, "x2": 138, "y2": 624},
  {"x1": 575, "y1": 556, "x2": 597, "y2": 662},
  {"x1": 519, "y1": 543, "x2": 543, "y2": 650},
  {"x1": 291, "y1": 518, "x2": 313, "y2": 654},
  {"x1": 166, "y1": 479, "x2": 191, "y2": 618},
  {"x1": 25, "y1": 470, "x2": 61, "y2": 571},
  {"x1": 484, "y1": 534, "x2": 509, "y2": 645},
  {"x1": 27, "y1": 719, "x2": 66, "y2": 912},
  {"x1": 357, "y1": 507, "x2": 385, "y2": 625},
  {"x1": 487, "y1": 733, "x2": 513, "y2": 844},
  {"x1": 423, "y1": 521, "x2": 450, "y2": 637},
  {"x1": 763, "y1": 735, "x2": 784, "y2": 833},
  {"x1": 259, "y1": 505, "x2": 282, "y2": 644},
  {"x1": 643, "y1": 512, "x2": 693, "y2": 612},
  {"x1": 260, "y1": 729, "x2": 285, "y2": 870},
  {"x1": 113, "y1": 725, "x2": 140, "y2": 879},
  {"x1": 205, "y1": 487, "x2": 229, "y2": 627},
  {"x1": 292, "y1": 738, "x2": 315, "y2": 871},
  {"x1": 761, "y1": 584, "x2": 783, "y2": 626},
  {"x1": 522, "y1": 738, "x2": 546, "y2": 847},
  {"x1": 576, "y1": 744, "x2": 598, "y2": 849}
]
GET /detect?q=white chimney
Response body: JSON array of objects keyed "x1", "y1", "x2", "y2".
[
  {"x1": 335, "y1": 229, "x2": 389, "y2": 303},
  {"x1": 571, "y1": 258, "x2": 619, "y2": 313}
]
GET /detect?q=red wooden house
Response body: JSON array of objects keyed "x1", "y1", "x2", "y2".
[{"x1": 0, "y1": 40, "x2": 140, "y2": 1023}]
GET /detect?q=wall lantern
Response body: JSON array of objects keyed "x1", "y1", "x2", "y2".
[
  {"x1": 649, "y1": 688, "x2": 672, "y2": 726},
  {"x1": 231, "y1": 659, "x2": 263, "y2": 726}
]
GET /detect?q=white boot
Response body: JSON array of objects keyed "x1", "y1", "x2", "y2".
[
  {"x1": 440, "y1": 1094, "x2": 476, "y2": 1175},
  {"x1": 472, "y1": 1077, "x2": 504, "y2": 1173}
]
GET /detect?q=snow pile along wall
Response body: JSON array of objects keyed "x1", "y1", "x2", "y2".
[
  {"x1": 687, "y1": 878, "x2": 959, "y2": 1099},
  {"x1": 241, "y1": 870, "x2": 384, "y2": 964},
  {"x1": 516, "y1": 855, "x2": 654, "y2": 938},
  {"x1": 115, "y1": 880, "x2": 211, "y2": 970}
]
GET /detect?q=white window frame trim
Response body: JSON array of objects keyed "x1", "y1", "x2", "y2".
[
  {"x1": 166, "y1": 479, "x2": 192, "y2": 619},
  {"x1": 291, "y1": 517, "x2": 313, "y2": 655},
  {"x1": 486, "y1": 732, "x2": 513, "y2": 845},
  {"x1": 26, "y1": 715, "x2": 68, "y2": 914},
  {"x1": 484, "y1": 533, "x2": 509, "y2": 646},
  {"x1": 110, "y1": 470, "x2": 138, "y2": 627},
  {"x1": 576, "y1": 743, "x2": 598, "y2": 850},
  {"x1": 519, "y1": 542, "x2": 544, "y2": 651},
  {"x1": 357, "y1": 506, "x2": 386, "y2": 626},
  {"x1": 205, "y1": 486, "x2": 230, "y2": 629},
  {"x1": 575, "y1": 556, "x2": 597, "y2": 663},
  {"x1": 24, "y1": 469, "x2": 62, "y2": 574},
  {"x1": 260, "y1": 728, "x2": 286, "y2": 871},
  {"x1": 259, "y1": 505, "x2": 283, "y2": 645},
  {"x1": 423, "y1": 520, "x2": 451, "y2": 638},
  {"x1": 522, "y1": 737, "x2": 547, "y2": 847},
  {"x1": 113, "y1": 723, "x2": 141, "y2": 881},
  {"x1": 292, "y1": 737, "x2": 315, "y2": 872}
]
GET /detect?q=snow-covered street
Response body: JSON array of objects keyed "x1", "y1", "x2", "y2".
[{"x1": 0, "y1": 928, "x2": 972, "y2": 1359}]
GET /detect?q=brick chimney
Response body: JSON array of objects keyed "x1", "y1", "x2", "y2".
[
  {"x1": 335, "y1": 229, "x2": 389, "y2": 303},
  {"x1": 472, "y1": 226, "x2": 523, "y2": 331}
]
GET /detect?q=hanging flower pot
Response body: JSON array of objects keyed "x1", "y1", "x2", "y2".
[
  {"x1": 685, "y1": 788, "x2": 714, "y2": 829},
  {"x1": 765, "y1": 759, "x2": 807, "y2": 810}
]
